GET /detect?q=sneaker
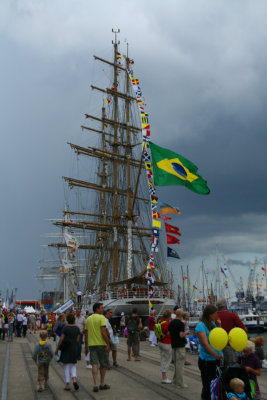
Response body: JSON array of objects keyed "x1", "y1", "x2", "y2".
[
  {"x1": 113, "y1": 362, "x2": 119, "y2": 367},
  {"x1": 180, "y1": 384, "x2": 188, "y2": 388},
  {"x1": 86, "y1": 364, "x2": 92, "y2": 369},
  {"x1": 150, "y1": 344, "x2": 155, "y2": 347},
  {"x1": 162, "y1": 379, "x2": 172, "y2": 384}
]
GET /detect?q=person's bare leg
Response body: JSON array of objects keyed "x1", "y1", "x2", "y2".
[
  {"x1": 100, "y1": 366, "x2": 106, "y2": 386},
  {"x1": 127, "y1": 346, "x2": 131, "y2": 360},
  {"x1": 92, "y1": 365, "x2": 98, "y2": 386},
  {"x1": 134, "y1": 345, "x2": 138, "y2": 360},
  {"x1": 112, "y1": 350, "x2": 117, "y2": 363}
]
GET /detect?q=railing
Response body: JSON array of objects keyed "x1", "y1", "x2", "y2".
[{"x1": 92, "y1": 288, "x2": 175, "y2": 302}]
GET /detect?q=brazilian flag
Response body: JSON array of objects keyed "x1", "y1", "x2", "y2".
[{"x1": 150, "y1": 142, "x2": 210, "y2": 195}]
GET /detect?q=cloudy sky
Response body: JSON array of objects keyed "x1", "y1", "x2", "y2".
[{"x1": 1, "y1": 0, "x2": 267, "y2": 301}]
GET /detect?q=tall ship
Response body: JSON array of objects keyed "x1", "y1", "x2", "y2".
[{"x1": 38, "y1": 30, "x2": 176, "y2": 317}]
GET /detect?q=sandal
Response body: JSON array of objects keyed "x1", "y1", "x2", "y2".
[
  {"x1": 135, "y1": 358, "x2": 141, "y2": 361},
  {"x1": 37, "y1": 388, "x2": 43, "y2": 392},
  {"x1": 73, "y1": 382, "x2": 79, "y2": 391},
  {"x1": 93, "y1": 386, "x2": 99, "y2": 392},
  {"x1": 64, "y1": 387, "x2": 71, "y2": 391},
  {"x1": 99, "y1": 384, "x2": 110, "y2": 390}
]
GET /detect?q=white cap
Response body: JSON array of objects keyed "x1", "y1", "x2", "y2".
[{"x1": 121, "y1": 312, "x2": 124, "y2": 316}]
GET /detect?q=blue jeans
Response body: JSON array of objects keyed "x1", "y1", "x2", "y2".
[
  {"x1": 56, "y1": 335, "x2": 61, "y2": 361},
  {"x1": 17, "y1": 321, "x2": 22, "y2": 337},
  {"x1": 8, "y1": 324, "x2": 13, "y2": 340}
]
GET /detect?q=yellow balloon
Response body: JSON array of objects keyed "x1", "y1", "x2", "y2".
[
  {"x1": 228, "y1": 328, "x2": 248, "y2": 352},
  {"x1": 209, "y1": 327, "x2": 228, "y2": 351}
]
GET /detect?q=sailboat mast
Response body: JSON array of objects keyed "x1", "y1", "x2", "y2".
[
  {"x1": 112, "y1": 29, "x2": 119, "y2": 282},
  {"x1": 265, "y1": 260, "x2": 267, "y2": 301},
  {"x1": 187, "y1": 265, "x2": 190, "y2": 312},
  {"x1": 201, "y1": 261, "x2": 205, "y2": 303},
  {"x1": 181, "y1": 265, "x2": 185, "y2": 309}
]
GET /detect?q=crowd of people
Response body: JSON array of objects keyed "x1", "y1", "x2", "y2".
[{"x1": 0, "y1": 298, "x2": 265, "y2": 398}]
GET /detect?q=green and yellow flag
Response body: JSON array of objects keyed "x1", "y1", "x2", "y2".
[{"x1": 150, "y1": 142, "x2": 210, "y2": 195}]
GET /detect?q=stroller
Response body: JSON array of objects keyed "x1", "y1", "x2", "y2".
[{"x1": 211, "y1": 364, "x2": 253, "y2": 400}]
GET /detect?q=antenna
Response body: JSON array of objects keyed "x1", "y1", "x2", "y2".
[{"x1": 112, "y1": 28, "x2": 120, "y2": 45}]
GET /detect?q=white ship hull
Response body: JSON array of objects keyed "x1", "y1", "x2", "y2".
[{"x1": 85, "y1": 289, "x2": 176, "y2": 317}]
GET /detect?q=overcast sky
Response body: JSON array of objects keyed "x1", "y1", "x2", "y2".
[{"x1": 1, "y1": 0, "x2": 267, "y2": 301}]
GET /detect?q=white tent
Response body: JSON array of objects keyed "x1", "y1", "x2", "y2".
[{"x1": 24, "y1": 306, "x2": 36, "y2": 313}]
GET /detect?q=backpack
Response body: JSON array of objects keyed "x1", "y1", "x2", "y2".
[
  {"x1": 127, "y1": 317, "x2": 138, "y2": 334},
  {"x1": 154, "y1": 320, "x2": 166, "y2": 340}
]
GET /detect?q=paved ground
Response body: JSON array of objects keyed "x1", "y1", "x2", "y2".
[{"x1": 1, "y1": 335, "x2": 267, "y2": 399}]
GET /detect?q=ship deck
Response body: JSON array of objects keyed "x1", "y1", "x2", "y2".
[{"x1": 1, "y1": 334, "x2": 267, "y2": 400}]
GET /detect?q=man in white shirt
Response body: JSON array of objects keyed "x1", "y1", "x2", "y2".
[
  {"x1": 16, "y1": 312, "x2": 24, "y2": 337},
  {"x1": 76, "y1": 291, "x2": 83, "y2": 305},
  {"x1": 105, "y1": 309, "x2": 119, "y2": 368},
  {"x1": 75, "y1": 309, "x2": 85, "y2": 360},
  {"x1": 22, "y1": 314, "x2": 28, "y2": 337}
]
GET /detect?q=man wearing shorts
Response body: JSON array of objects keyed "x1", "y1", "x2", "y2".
[
  {"x1": 126, "y1": 308, "x2": 142, "y2": 361},
  {"x1": 85, "y1": 302, "x2": 110, "y2": 393}
]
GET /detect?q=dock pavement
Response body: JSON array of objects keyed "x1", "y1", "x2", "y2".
[{"x1": 1, "y1": 334, "x2": 267, "y2": 400}]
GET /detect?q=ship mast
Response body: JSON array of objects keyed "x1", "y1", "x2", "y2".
[
  {"x1": 126, "y1": 42, "x2": 133, "y2": 280},
  {"x1": 99, "y1": 104, "x2": 108, "y2": 288},
  {"x1": 46, "y1": 31, "x2": 159, "y2": 294},
  {"x1": 112, "y1": 29, "x2": 119, "y2": 283}
]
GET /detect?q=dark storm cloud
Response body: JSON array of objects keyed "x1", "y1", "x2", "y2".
[{"x1": 1, "y1": 0, "x2": 267, "y2": 297}]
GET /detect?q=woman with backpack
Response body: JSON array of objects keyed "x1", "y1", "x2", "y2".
[{"x1": 157, "y1": 309, "x2": 172, "y2": 384}]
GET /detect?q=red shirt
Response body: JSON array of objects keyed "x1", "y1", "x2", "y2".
[
  {"x1": 148, "y1": 316, "x2": 156, "y2": 331},
  {"x1": 158, "y1": 319, "x2": 171, "y2": 344},
  {"x1": 217, "y1": 310, "x2": 246, "y2": 333}
]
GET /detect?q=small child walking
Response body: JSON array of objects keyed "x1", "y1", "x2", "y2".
[{"x1": 32, "y1": 331, "x2": 53, "y2": 392}]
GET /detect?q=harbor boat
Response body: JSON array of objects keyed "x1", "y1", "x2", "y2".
[
  {"x1": 238, "y1": 310, "x2": 265, "y2": 332},
  {"x1": 38, "y1": 31, "x2": 176, "y2": 316}
]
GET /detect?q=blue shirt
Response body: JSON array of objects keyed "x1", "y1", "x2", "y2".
[
  {"x1": 195, "y1": 321, "x2": 223, "y2": 361},
  {"x1": 227, "y1": 392, "x2": 247, "y2": 400}
]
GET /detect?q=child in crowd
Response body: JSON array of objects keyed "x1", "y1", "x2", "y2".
[
  {"x1": 32, "y1": 331, "x2": 53, "y2": 392},
  {"x1": 46, "y1": 320, "x2": 53, "y2": 338},
  {"x1": 228, "y1": 378, "x2": 248, "y2": 400}
]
